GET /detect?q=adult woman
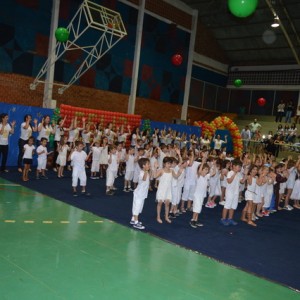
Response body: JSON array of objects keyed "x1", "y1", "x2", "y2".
[
  {"x1": 37, "y1": 115, "x2": 54, "y2": 146},
  {"x1": 17, "y1": 114, "x2": 38, "y2": 172},
  {"x1": 104, "y1": 122, "x2": 116, "y2": 145},
  {"x1": 0, "y1": 113, "x2": 16, "y2": 172},
  {"x1": 130, "y1": 127, "x2": 140, "y2": 147},
  {"x1": 213, "y1": 134, "x2": 227, "y2": 153},
  {"x1": 200, "y1": 134, "x2": 211, "y2": 150}
]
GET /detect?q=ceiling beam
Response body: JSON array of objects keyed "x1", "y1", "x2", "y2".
[{"x1": 265, "y1": 0, "x2": 300, "y2": 64}]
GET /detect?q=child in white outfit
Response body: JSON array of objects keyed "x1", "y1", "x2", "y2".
[
  {"x1": 220, "y1": 159, "x2": 246, "y2": 226},
  {"x1": 154, "y1": 156, "x2": 184, "y2": 224},
  {"x1": 56, "y1": 136, "x2": 69, "y2": 178},
  {"x1": 180, "y1": 151, "x2": 200, "y2": 212},
  {"x1": 22, "y1": 136, "x2": 35, "y2": 181},
  {"x1": 130, "y1": 158, "x2": 151, "y2": 230},
  {"x1": 124, "y1": 147, "x2": 135, "y2": 192},
  {"x1": 70, "y1": 141, "x2": 90, "y2": 196},
  {"x1": 190, "y1": 159, "x2": 211, "y2": 228},
  {"x1": 36, "y1": 138, "x2": 52, "y2": 179},
  {"x1": 106, "y1": 145, "x2": 119, "y2": 195},
  {"x1": 90, "y1": 141, "x2": 102, "y2": 179}
]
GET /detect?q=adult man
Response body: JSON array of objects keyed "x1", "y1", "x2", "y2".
[
  {"x1": 249, "y1": 119, "x2": 261, "y2": 138},
  {"x1": 241, "y1": 125, "x2": 251, "y2": 152}
]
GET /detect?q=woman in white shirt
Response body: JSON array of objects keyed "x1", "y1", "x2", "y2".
[
  {"x1": 200, "y1": 134, "x2": 211, "y2": 150},
  {"x1": 37, "y1": 115, "x2": 54, "y2": 144},
  {"x1": 0, "y1": 113, "x2": 16, "y2": 172},
  {"x1": 17, "y1": 114, "x2": 38, "y2": 172},
  {"x1": 130, "y1": 127, "x2": 141, "y2": 147},
  {"x1": 213, "y1": 134, "x2": 227, "y2": 153}
]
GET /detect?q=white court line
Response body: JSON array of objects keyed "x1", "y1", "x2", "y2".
[{"x1": 0, "y1": 183, "x2": 21, "y2": 186}]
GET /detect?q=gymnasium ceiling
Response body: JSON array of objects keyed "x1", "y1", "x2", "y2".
[{"x1": 180, "y1": 0, "x2": 300, "y2": 66}]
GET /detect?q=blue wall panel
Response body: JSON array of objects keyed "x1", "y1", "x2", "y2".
[{"x1": 0, "y1": 102, "x2": 53, "y2": 167}]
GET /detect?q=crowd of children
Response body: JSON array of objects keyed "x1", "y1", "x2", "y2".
[{"x1": 1, "y1": 113, "x2": 300, "y2": 232}]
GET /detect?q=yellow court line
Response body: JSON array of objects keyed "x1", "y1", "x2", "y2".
[{"x1": 2, "y1": 220, "x2": 105, "y2": 224}]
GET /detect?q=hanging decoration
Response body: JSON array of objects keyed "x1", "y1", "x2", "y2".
[
  {"x1": 257, "y1": 97, "x2": 266, "y2": 107},
  {"x1": 171, "y1": 54, "x2": 183, "y2": 66},
  {"x1": 55, "y1": 27, "x2": 70, "y2": 43},
  {"x1": 228, "y1": 0, "x2": 258, "y2": 18},
  {"x1": 233, "y1": 79, "x2": 243, "y2": 87}
]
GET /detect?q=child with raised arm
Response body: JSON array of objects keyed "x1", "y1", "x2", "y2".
[
  {"x1": 180, "y1": 150, "x2": 200, "y2": 212},
  {"x1": 106, "y1": 145, "x2": 119, "y2": 195},
  {"x1": 124, "y1": 146, "x2": 135, "y2": 192},
  {"x1": 169, "y1": 150, "x2": 185, "y2": 218},
  {"x1": 220, "y1": 159, "x2": 246, "y2": 226},
  {"x1": 22, "y1": 136, "x2": 35, "y2": 181},
  {"x1": 69, "y1": 141, "x2": 90, "y2": 196},
  {"x1": 190, "y1": 158, "x2": 211, "y2": 228},
  {"x1": 130, "y1": 158, "x2": 151, "y2": 230},
  {"x1": 154, "y1": 156, "x2": 184, "y2": 224},
  {"x1": 90, "y1": 140, "x2": 102, "y2": 179},
  {"x1": 241, "y1": 165, "x2": 258, "y2": 226}
]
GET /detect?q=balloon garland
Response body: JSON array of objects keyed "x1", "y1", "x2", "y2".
[{"x1": 194, "y1": 116, "x2": 243, "y2": 157}]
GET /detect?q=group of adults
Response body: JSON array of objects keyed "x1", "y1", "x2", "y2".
[
  {"x1": 0, "y1": 113, "x2": 53, "y2": 173},
  {"x1": 275, "y1": 100, "x2": 300, "y2": 123}
]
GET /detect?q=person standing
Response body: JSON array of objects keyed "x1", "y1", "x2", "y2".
[
  {"x1": 275, "y1": 100, "x2": 285, "y2": 123},
  {"x1": 249, "y1": 119, "x2": 261, "y2": 138},
  {"x1": 294, "y1": 105, "x2": 300, "y2": 124},
  {"x1": 241, "y1": 125, "x2": 251, "y2": 152},
  {"x1": 285, "y1": 100, "x2": 294, "y2": 124},
  {"x1": 17, "y1": 114, "x2": 38, "y2": 173},
  {"x1": 0, "y1": 113, "x2": 16, "y2": 172}
]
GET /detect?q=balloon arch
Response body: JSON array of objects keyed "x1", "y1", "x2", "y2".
[{"x1": 194, "y1": 116, "x2": 243, "y2": 157}]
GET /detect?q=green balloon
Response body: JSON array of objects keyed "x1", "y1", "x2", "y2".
[
  {"x1": 234, "y1": 79, "x2": 242, "y2": 87},
  {"x1": 55, "y1": 27, "x2": 69, "y2": 43},
  {"x1": 228, "y1": 0, "x2": 258, "y2": 18}
]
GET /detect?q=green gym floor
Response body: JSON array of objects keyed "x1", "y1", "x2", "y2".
[{"x1": 0, "y1": 177, "x2": 299, "y2": 300}]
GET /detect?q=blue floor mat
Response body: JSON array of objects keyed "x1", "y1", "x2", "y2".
[{"x1": 2, "y1": 169, "x2": 300, "y2": 291}]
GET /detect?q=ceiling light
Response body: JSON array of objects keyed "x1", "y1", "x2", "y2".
[{"x1": 271, "y1": 15, "x2": 280, "y2": 28}]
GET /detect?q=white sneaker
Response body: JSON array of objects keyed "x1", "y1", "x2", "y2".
[
  {"x1": 284, "y1": 205, "x2": 293, "y2": 211},
  {"x1": 219, "y1": 201, "x2": 226, "y2": 206},
  {"x1": 133, "y1": 223, "x2": 145, "y2": 230},
  {"x1": 130, "y1": 220, "x2": 142, "y2": 225}
]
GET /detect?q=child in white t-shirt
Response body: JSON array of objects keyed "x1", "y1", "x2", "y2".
[
  {"x1": 180, "y1": 151, "x2": 200, "y2": 212},
  {"x1": 22, "y1": 136, "x2": 35, "y2": 181},
  {"x1": 106, "y1": 145, "x2": 119, "y2": 195},
  {"x1": 124, "y1": 147, "x2": 135, "y2": 192},
  {"x1": 70, "y1": 141, "x2": 90, "y2": 196},
  {"x1": 90, "y1": 141, "x2": 102, "y2": 179},
  {"x1": 220, "y1": 159, "x2": 246, "y2": 226},
  {"x1": 190, "y1": 159, "x2": 211, "y2": 228},
  {"x1": 130, "y1": 158, "x2": 151, "y2": 230},
  {"x1": 36, "y1": 138, "x2": 52, "y2": 179}
]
